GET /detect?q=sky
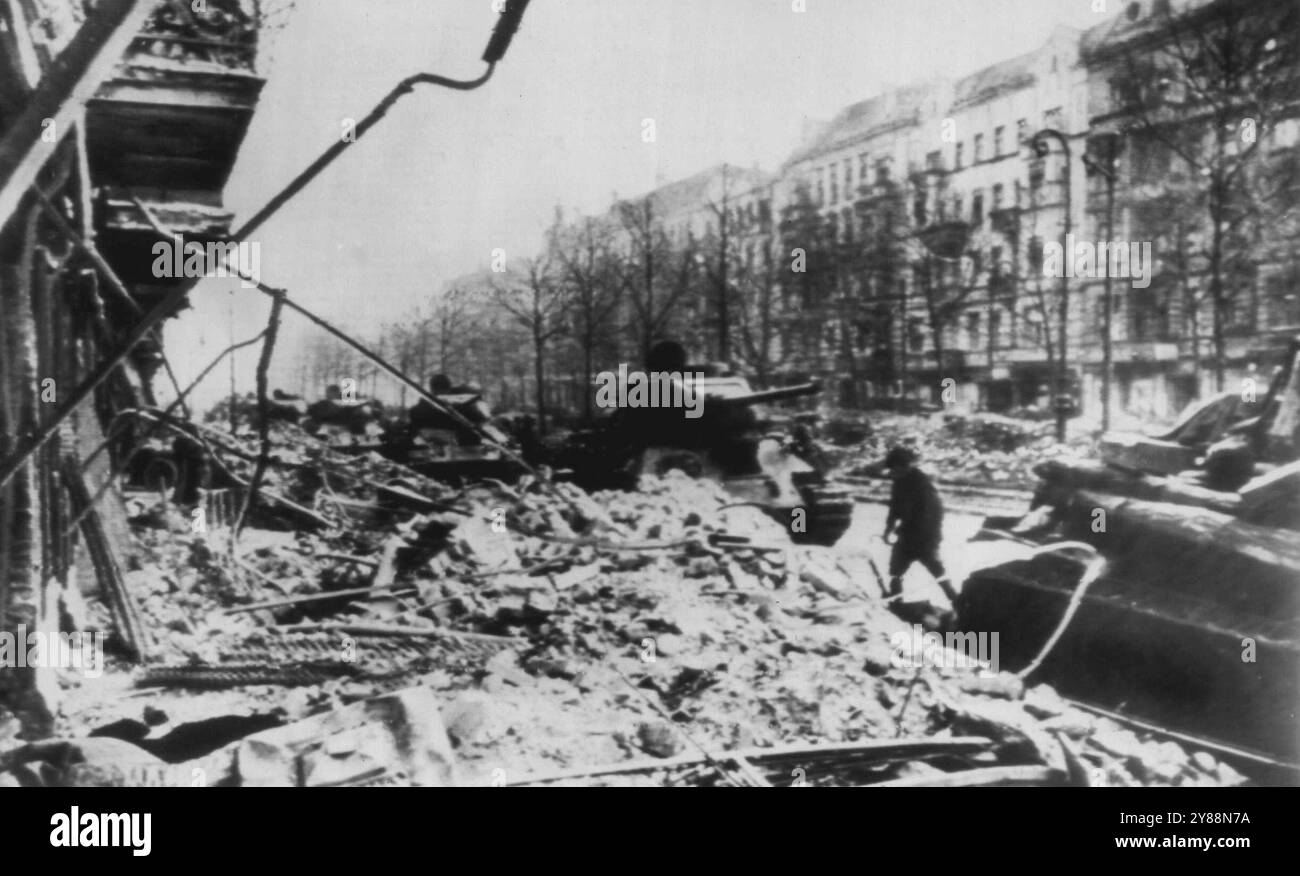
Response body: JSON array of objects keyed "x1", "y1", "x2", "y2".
[{"x1": 164, "y1": 0, "x2": 1113, "y2": 411}]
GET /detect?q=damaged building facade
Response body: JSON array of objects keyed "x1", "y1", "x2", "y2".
[
  {"x1": 528, "y1": 0, "x2": 1298, "y2": 423},
  {"x1": 0, "y1": 0, "x2": 264, "y2": 727}
]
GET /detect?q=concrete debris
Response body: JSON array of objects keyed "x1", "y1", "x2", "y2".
[
  {"x1": 1, "y1": 414, "x2": 1236, "y2": 788},
  {"x1": 836, "y1": 412, "x2": 1095, "y2": 489},
  {"x1": 228, "y1": 686, "x2": 458, "y2": 787}
]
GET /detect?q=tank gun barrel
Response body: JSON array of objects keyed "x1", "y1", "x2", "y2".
[{"x1": 709, "y1": 381, "x2": 821, "y2": 407}]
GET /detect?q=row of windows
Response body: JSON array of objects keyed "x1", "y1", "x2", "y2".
[
  {"x1": 803, "y1": 272, "x2": 1293, "y2": 358},
  {"x1": 913, "y1": 181, "x2": 1022, "y2": 227},
  {"x1": 946, "y1": 108, "x2": 1064, "y2": 170},
  {"x1": 814, "y1": 155, "x2": 893, "y2": 206},
  {"x1": 666, "y1": 199, "x2": 773, "y2": 242},
  {"x1": 813, "y1": 107, "x2": 1066, "y2": 208},
  {"x1": 814, "y1": 309, "x2": 1042, "y2": 356}
]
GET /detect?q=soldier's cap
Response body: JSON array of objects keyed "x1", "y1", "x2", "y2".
[{"x1": 884, "y1": 445, "x2": 918, "y2": 469}]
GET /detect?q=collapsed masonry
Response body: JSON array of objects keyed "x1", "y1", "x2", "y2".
[
  {"x1": 0, "y1": 409, "x2": 1247, "y2": 787},
  {"x1": 0, "y1": 0, "x2": 264, "y2": 727}
]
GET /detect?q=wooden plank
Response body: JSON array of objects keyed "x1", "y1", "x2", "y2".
[
  {"x1": 61, "y1": 457, "x2": 147, "y2": 660},
  {"x1": 507, "y1": 737, "x2": 995, "y2": 786},
  {"x1": 868, "y1": 765, "x2": 1064, "y2": 788},
  {"x1": 370, "y1": 537, "x2": 403, "y2": 591}
]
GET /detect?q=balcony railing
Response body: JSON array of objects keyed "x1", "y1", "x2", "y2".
[{"x1": 128, "y1": 0, "x2": 259, "y2": 72}]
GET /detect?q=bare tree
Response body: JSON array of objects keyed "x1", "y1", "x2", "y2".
[
  {"x1": 700, "y1": 164, "x2": 742, "y2": 362},
  {"x1": 1103, "y1": 0, "x2": 1300, "y2": 389},
  {"x1": 554, "y1": 215, "x2": 625, "y2": 422},
  {"x1": 777, "y1": 183, "x2": 837, "y2": 378},
  {"x1": 616, "y1": 199, "x2": 699, "y2": 364},
  {"x1": 492, "y1": 248, "x2": 568, "y2": 435},
  {"x1": 912, "y1": 246, "x2": 982, "y2": 383},
  {"x1": 733, "y1": 237, "x2": 786, "y2": 387},
  {"x1": 430, "y1": 288, "x2": 474, "y2": 378}
]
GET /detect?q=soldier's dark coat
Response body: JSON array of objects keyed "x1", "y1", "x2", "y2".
[{"x1": 887, "y1": 467, "x2": 944, "y2": 550}]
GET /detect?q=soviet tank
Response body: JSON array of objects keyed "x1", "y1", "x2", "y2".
[
  {"x1": 377, "y1": 376, "x2": 526, "y2": 484},
  {"x1": 958, "y1": 337, "x2": 1300, "y2": 771},
  {"x1": 558, "y1": 342, "x2": 854, "y2": 547}
]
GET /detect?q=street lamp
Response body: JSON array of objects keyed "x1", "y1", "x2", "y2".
[
  {"x1": 1030, "y1": 128, "x2": 1072, "y2": 443},
  {"x1": 1083, "y1": 132, "x2": 1124, "y2": 433}
]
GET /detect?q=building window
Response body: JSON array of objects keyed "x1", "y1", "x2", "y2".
[
  {"x1": 955, "y1": 142, "x2": 964, "y2": 169},
  {"x1": 1028, "y1": 236, "x2": 1044, "y2": 273},
  {"x1": 953, "y1": 195, "x2": 963, "y2": 219},
  {"x1": 926, "y1": 150, "x2": 942, "y2": 172},
  {"x1": 966, "y1": 312, "x2": 982, "y2": 350},
  {"x1": 859, "y1": 152, "x2": 870, "y2": 183},
  {"x1": 993, "y1": 126, "x2": 1005, "y2": 156},
  {"x1": 816, "y1": 172, "x2": 825, "y2": 206},
  {"x1": 1109, "y1": 78, "x2": 1141, "y2": 110},
  {"x1": 990, "y1": 309, "x2": 1002, "y2": 348},
  {"x1": 875, "y1": 158, "x2": 891, "y2": 185},
  {"x1": 973, "y1": 133, "x2": 984, "y2": 163},
  {"x1": 830, "y1": 168, "x2": 839, "y2": 205},
  {"x1": 842, "y1": 207, "x2": 854, "y2": 240},
  {"x1": 844, "y1": 159, "x2": 853, "y2": 191},
  {"x1": 972, "y1": 190, "x2": 984, "y2": 225},
  {"x1": 1028, "y1": 160, "x2": 1044, "y2": 193},
  {"x1": 913, "y1": 188, "x2": 928, "y2": 226},
  {"x1": 907, "y1": 317, "x2": 925, "y2": 351},
  {"x1": 992, "y1": 182, "x2": 1004, "y2": 209},
  {"x1": 1017, "y1": 118, "x2": 1028, "y2": 144}
]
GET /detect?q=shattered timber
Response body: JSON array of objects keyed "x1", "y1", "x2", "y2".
[{"x1": 0, "y1": 0, "x2": 1297, "y2": 791}]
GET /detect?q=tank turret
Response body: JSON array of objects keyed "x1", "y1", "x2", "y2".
[{"x1": 558, "y1": 345, "x2": 852, "y2": 545}]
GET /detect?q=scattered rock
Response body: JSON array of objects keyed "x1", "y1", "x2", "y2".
[
  {"x1": 442, "y1": 693, "x2": 493, "y2": 746},
  {"x1": 635, "y1": 721, "x2": 683, "y2": 758},
  {"x1": 1023, "y1": 684, "x2": 1067, "y2": 719},
  {"x1": 958, "y1": 672, "x2": 1025, "y2": 701}
]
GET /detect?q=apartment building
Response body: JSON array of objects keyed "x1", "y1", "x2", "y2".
[
  {"x1": 537, "y1": 0, "x2": 1297, "y2": 422},
  {"x1": 1078, "y1": 0, "x2": 1300, "y2": 420},
  {"x1": 778, "y1": 82, "x2": 937, "y2": 399},
  {"x1": 768, "y1": 0, "x2": 1296, "y2": 421},
  {"x1": 778, "y1": 29, "x2": 1090, "y2": 413}
]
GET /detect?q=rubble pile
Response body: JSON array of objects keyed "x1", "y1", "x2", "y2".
[
  {"x1": 832, "y1": 412, "x2": 1096, "y2": 488},
  {"x1": 0, "y1": 418, "x2": 1230, "y2": 786}
]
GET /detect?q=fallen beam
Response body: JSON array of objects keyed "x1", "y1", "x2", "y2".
[
  {"x1": 281, "y1": 622, "x2": 517, "y2": 645},
  {"x1": 507, "y1": 737, "x2": 995, "y2": 786},
  {"x1": 868, "y1": 765, "x2": 1065, "y2": 788},
  {"x1": 224, "y1": 585, "x2": 419, "y2": 615}
]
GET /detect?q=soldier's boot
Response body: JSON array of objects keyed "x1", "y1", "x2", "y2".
[{"x1": 936, "y1": 576, "x2": 960, "y2": 607}]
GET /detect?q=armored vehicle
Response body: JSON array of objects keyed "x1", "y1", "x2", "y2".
[
  {"x1": 557, "y1": 344, "x2": 853, "y2": 546},
  {"x1": 960, "y1": 337, "x2": 1300, "y2": 770}
]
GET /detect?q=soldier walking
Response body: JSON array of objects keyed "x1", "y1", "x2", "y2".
[{"x1": 883, "y1": 446, "x2": 959, "y2": 605}]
